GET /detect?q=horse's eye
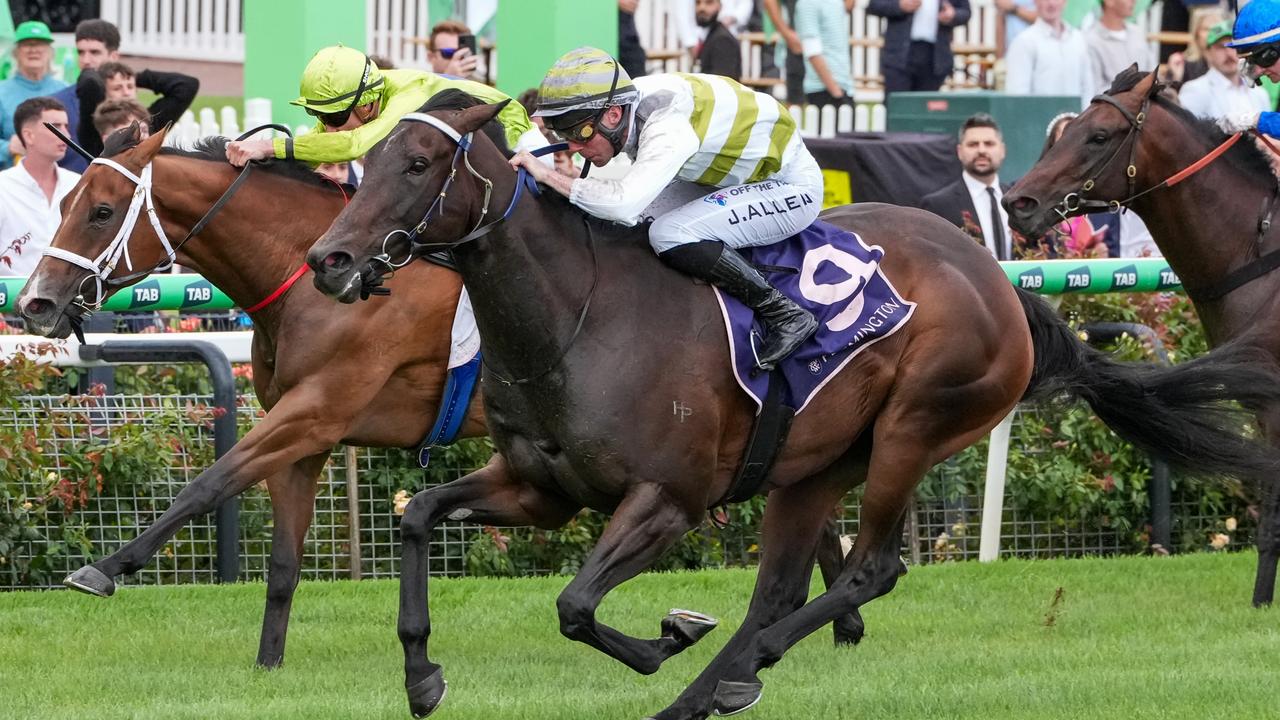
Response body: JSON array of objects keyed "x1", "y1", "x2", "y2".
[
  {"x1": 91, "y1": 205, "x2": 114, "y2": 222},
  {"x1": 408, "y1": 157, "x2": 429, "y2": 175},
  {"x1": 1089, "y1": 131, "x2": 1108, "y2": 145}
]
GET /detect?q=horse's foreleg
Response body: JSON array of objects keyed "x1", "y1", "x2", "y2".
[
  {"x1": 255, "y1": 452, "x2": 328, "y2": 669},
  {"x1": 554, "y1": 483, "x2": 705, "y2": 675},
  {"x1": 651, "y1": 443, "x2": 869, "y2": 720},
  {"x1": 64, "y1": 390, "x2": 350, "y2": 596},
  {"x1": 398, "y1": 455, "x2": 579, "y2": 719},
  {"x1": 709, "y1": 434, "x2": 924, "y2": 717},
  {"x1": 814, "y1": 512, "x2": 864, "y2": 645}
]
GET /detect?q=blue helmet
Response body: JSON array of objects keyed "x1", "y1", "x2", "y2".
[{"x1": 1229, "y1": 0, "x2": 1280, "y2": 49}]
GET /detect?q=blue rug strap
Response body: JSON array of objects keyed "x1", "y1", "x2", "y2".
[{"x1": 416, "y1": 353, "x2": 483, "y2": 468}]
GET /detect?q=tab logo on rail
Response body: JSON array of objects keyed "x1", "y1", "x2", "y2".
[
  {"x1": 1157, "y1": 266, "x2": 1181, "y2": 290},
  {"x1": 1065, "y1": 266, "x2": 1091, "y2": 291},
  {"x1": 131, "y1": 280, "x2": 161, "y2": 308},
  {"x1": 1110, "y1": 264, "x2": 1138, "y2": 290},
  {"x1": 0, "y1": 280, "x2": 8, "y2": 310},
  {"x1": 1018, "y1": 268, "x2": 1044, "y2": 290},
  {"x1": 182, "y1": 281, "x2": 214, "y2": 308}
]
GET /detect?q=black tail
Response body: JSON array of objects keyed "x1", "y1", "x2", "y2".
[{"x1": 1016, "y1": 287, "x2": 1280, "y2": 481}]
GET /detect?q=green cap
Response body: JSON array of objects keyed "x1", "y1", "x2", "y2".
[
  {"x1": 1207, "y1": 21, "x2": 1233, "y2": 48},
  {"x1": 15, "y1": 20, "x2": 54, "y2": 44}
]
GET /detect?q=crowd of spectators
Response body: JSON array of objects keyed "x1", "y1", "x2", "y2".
[{"x1": 0, "y1": 17, "x2": 200, "y2": 283}]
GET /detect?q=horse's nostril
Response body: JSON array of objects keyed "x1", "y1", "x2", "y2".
[
  {"x1": 22, "y1": 297, "x2": 54, "y2": 321},
  {"x1": 323, "y1": 252, "x2": 353, "y2": 272}
]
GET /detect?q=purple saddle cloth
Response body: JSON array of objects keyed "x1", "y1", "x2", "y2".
[{"x1": 713, "y1": 220, "x2": 916, "y2": 413}]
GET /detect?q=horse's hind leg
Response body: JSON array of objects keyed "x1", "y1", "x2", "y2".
[
  {"x1": 1250, "y1": 412, "x2": 1280, "y2": 607},
  {"x1": 815, "y1": 512, "x2": 866, "y2": 646},
  {"x1": 553, "y1": 482, "x2": 712, "y2": 675},
  {"x1": 398, "y1": 454, "x2": 580, "y2": 719},
  {"x1": 651, "y1": 446, "x2": 868, "y2": 720},
  {"x1": 709, "y1": 432, "x2": 930, "y2": 716},
  {"x1": 256, "y1": 452, "x2": 328, "y2": 668}
]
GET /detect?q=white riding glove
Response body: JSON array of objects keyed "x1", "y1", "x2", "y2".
[{"x1": 1218, "y1": 111, "x2": 1261, "y2": 134}]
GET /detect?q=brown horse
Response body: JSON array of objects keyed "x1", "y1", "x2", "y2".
[
  {"x1": 1005, "y1": 67, "x2": 1280, "y2": 608},
  {"x1": 15, "y1": 126, "x2": 486, "y2": 669},
  {"x1": 14, "y1": 124, "x2": 861, "y2": 671},
  {"x1": 305, "y1": 92, "x2": 1280, "y2": 719}
]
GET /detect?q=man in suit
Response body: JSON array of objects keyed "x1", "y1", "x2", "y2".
[
  {"x1": 921, "y1": 113, "x2": 1014, "y2": 260},
  {"x1": 695, "y1": 0, "x2": 744, "y2": 79},
  {"x1": 868, "y1": 0, "x2": 970, "y2": 93}
]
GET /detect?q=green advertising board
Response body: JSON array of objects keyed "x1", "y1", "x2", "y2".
[{"x1": 0, "y1": 260, "x2": 1182, "y2": 316}]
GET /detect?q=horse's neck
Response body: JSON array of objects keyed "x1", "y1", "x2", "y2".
[
  {"x1": 453, "y1": 194, "x2": 601, "y2": 379},
  {"x1": 154, "y1": 159, "x2": 341, "y2": 324},
  {"x1": 1130, "y1": 138, "x2": 1271, "y2": 296}
]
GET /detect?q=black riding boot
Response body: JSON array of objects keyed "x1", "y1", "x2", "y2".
[{"x1": 660, "y1": 241, "x2": 817, "y2": 371}]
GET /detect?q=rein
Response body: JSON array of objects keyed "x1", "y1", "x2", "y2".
[
  {"x1": 41, "y1": 124, "x2": 295, "y2": 339},
  {"x1": 374, "y1": 112, "x2": 595, "y2": 386}
]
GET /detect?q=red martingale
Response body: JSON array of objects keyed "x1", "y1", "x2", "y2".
[{"x1": 244, "y1": 178, "x2": 350, "y2": 314}]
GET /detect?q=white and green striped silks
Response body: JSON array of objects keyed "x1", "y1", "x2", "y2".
[{"x1": 669, "y1": 73, "x2": 798, "y2": 186}]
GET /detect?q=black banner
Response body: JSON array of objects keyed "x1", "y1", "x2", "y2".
[{"x1": 806, "y1": 131, "x2": 961, "y2": 209}]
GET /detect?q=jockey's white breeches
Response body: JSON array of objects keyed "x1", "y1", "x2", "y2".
[{"x1": 647, "y1": 142, "x2": 825, "y2": 254}]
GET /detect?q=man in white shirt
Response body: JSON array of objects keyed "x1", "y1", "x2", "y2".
[
  {"x1": 1086, "y1": 0, "x2": 1152, "y2": 95},
  {"x1": 0, "y1": 97, "x2": 81, "y2": 276},
  {"x1": 921, "y1": 113, "x2": 1014, "y2": 260},
  {"x1": 1005, "y1": 0, "x2": 1094, "y2": 108},
  {"x1": 1179, "y1": 22, "x2": 1272, "y2": 121}
]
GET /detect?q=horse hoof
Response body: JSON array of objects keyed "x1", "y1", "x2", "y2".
[
  {"x1": 406, "y1": 667, "x2": 447, "y2": 718},
  {"x1": 712, "y1": 680, "x2": 763, "y2": 716},
  {"x1": 833, "y1": 618, "x2": 864, "y2": 647},
  {"x1": 63, "y1": 566, "x2": 115, "y2": 597},
  {"x1": 662, "y1": 608, "x2": 718, "y2": 648}
]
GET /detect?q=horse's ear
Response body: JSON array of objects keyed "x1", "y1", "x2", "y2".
[
  {"x1": 455, "y1": 99, "x2": 511, "y2": 135},
  {"x1": 1133, "y1": 69, "x2": 1159, "y2": 98},
  {"x1": 132, "y1": 123, "x2": 169, "y2": 163}
]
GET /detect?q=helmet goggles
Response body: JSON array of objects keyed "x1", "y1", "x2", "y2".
[
  {"x1": 543, "y1": 64, "x2": 621, "y2": 144},
  {"x1": 1240, "y1": 42, "x2": 1280, "y2": 83},
  {"x1": 304, "y1": 55, "x2": 383, "y2": 128}
]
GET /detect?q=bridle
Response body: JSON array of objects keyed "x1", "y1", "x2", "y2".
[
  {"x1": 364, "y1": 111, "x2": 595, "y2": 386},
  {"x1": 1050, "y1": 81, "x2": 1280, "y2": 302},
  {"x1": 39, "y1": 124, "x2": 292, "y2": 339},
  {"x1": 1053, "y1": 82, "x2": 1245, "y2": 219}
]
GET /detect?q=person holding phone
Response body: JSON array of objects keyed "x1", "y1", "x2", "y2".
[{"x1": 428, "y1": 20, "x2": 480, "y2": 80}]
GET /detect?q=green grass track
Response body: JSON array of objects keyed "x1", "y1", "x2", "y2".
[{"x1": 1, "y1": 552, "x2": 1276, "y2": 719}]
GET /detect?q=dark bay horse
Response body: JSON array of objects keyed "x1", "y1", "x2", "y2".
[
  {"x1": 305, "y1": 95, "x2": 1280, "y2": 719},
  {"x1": 15, "y1": 126, "x2": 488, "y2": 668},
  {"x1": 13, "y1": 124, "x2": 862, "y2": 670},
  {"x1": 1005, "y1": 67, "x2": 1280, "y2": 608}
]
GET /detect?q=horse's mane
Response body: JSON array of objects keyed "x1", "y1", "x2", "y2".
[
  {"x1": 417, "y1": 88, "x2": 515, "y2": 158},
  {"x1": 100, "y1": 127, "x2": 349, "y2": 192},
  {"x1": 1106, "y1": 67, "x2": 1278, "y2": 181}
]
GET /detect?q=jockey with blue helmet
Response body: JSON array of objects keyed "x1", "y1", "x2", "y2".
[
  {"x1": 509, "y1": 47, "x2": 824, "y2": 371},
  {"x1": 1220, "y1": 0, "x2": 1280, "y2": 135}
]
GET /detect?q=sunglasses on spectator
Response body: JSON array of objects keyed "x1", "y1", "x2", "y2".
[{"x1": 437, "y1": 47, "x2": 467, "y2": 59}]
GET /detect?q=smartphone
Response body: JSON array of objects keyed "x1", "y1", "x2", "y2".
[{"x1": 458, "y1": 34, "x2": 477, "y2": 56}]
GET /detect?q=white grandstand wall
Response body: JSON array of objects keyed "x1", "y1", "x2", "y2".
[{"x1": 105, "y1": 0, "x2": 1165, "y2": 100}]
